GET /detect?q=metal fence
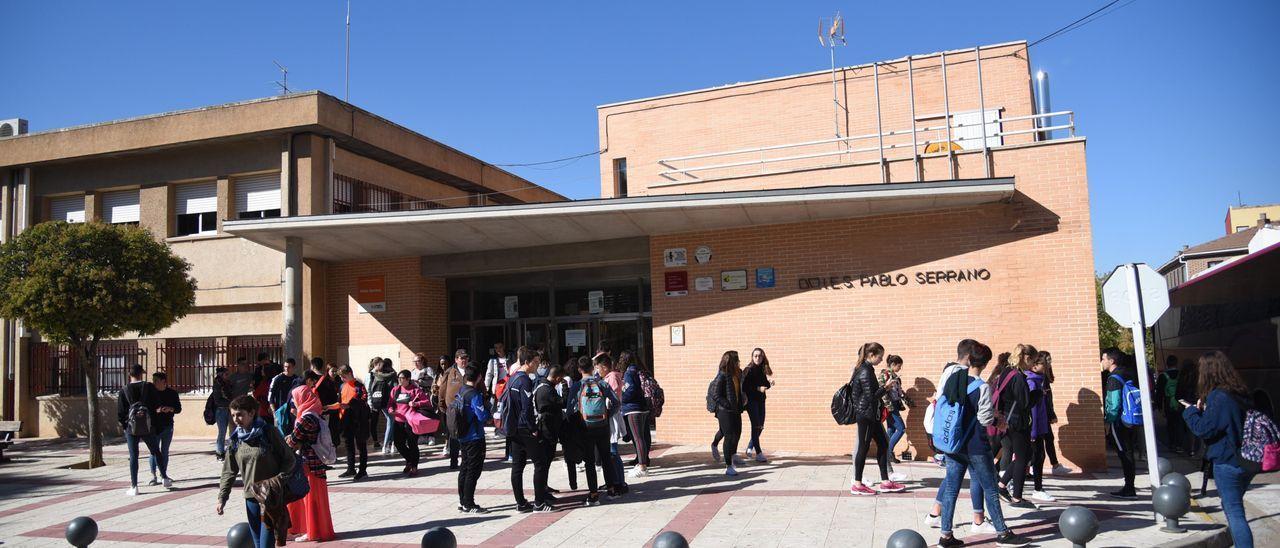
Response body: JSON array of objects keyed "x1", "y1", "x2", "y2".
[
  {"x1": 157, "y1": 337, "x2": 284, "y2": 393},
  {"x1": 28, "y1": 341, "x2": 148, "y2": 397},
  {"x1": 333, "y1": 174, "x2": 446, "y2": 213}
]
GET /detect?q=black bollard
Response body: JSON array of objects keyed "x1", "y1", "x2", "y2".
[
  {"x1": 1057, "y1": 505, "x2": 1100, "y2": 548},
  {"x1": 653, "y1": 531, "x2": 691, "y2": 548},
  {"x1": 1161, "y1": 472, "x2": 1191, "y2": 494},
  {"x1": 1153, "y1": 485, "x2": 1190, "y2": 533},
  {"x1": 65, "y1": 516, "x2": 98, "y2": 548},
  {"x1": 886, "y1": 528, "x2": 927, "y2": 548},
  {"x1": 421, "y1": 526, "x2": 457, "y2": 548},
  {"x1": 226, "y1": 522, "x2": 254, "y2": 548}
]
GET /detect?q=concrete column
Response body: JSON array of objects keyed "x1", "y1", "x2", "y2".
[
  {"x1": 216, "y1": 177, "x2": 232, "y2": 233},
  {"x1": 84, "y1": 192, "x2": 101, "y2": 223},
  {"x1": 283, "y1": 237, "x2": 304, "y2": 362}
]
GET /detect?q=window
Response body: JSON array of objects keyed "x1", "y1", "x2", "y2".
[
  {"x1": 175, "y1": 181, "x2": 217, "y2": 236},
  {"x1": 1236, "y1": 226, "x2": 1249, "y2": 233},
  {"x1": 613, "y1": 158, "x2": 628, "y2": 197},
  {"x1": 103, "y1": 190, "x2": 140, "y2": 225},
  {"x1": 49, "y1": 195, "x2": 86, "y2": 223},
  {"x1": 234, "y1": 173, "x2": 282, "y2": 219},
  {"x1": 1207, "y1": 260, "x2": 1223, "y2": 268}
]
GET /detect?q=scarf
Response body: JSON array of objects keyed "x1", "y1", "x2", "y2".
[
  {"x1": 292, "y1": 384, "x2": 321, "y2": 418},
  {"x1": 229, "y1": 417, "x2": 267, "y2": 452}
]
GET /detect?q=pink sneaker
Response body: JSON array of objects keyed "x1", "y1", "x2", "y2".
[
  {"x1": 877, "y1": 481, "x2": 907, "y2": 493},
  {"x1": 849, "y1": 483, "x2": 878, "y2": 496}
]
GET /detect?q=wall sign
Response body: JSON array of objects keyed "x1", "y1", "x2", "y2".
[
  {"x1": 755, "y1": 267, "x2": 776, "y2": 288},
  {"x1": 694, "y1": 246, "x2": 713, "y2": 264},
  {"x1": 504, "y1": 295, "x2": 519, "y2": 319},
  {"x1": 797, "y1": 268, "x2": 993, "y2": 291},
  {"x1": 663, "y1": 248, "x2": 688, "y2": 267},
  {"x1": 694, "y1": 276, "x2": 714, "y2": 291},
  {"x1": 721, "y1": 270, "x2": 747, "y2": 291},
  {"x1": 670, "y1": 324, "x2": 685, "y2": 346},
  {"x1": 356, "y1": 276, "x2": 386, "y2": 313},
  {"x1": 588, "y1": 290, "x2": 604, "y2": 314},
  {"x1": 565, "y1": 329, "x2": 587, "y2": 349},
  {"x1": 664, "y1": 271, "x2": 689, "y2": 296}
]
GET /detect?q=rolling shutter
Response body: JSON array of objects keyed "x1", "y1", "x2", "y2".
[
  {"x1": 50, "y1": 196, "x2": 86, "y2": 223},
  {"x1": 234, "y1": 173, "x2": 281, "y2": 214},
  {"x1": 103, "y1": 190, "x2": 140, "y2": 224},
  {"x1": 175, "y1": 181, "x2": 218, "y2": 215}
]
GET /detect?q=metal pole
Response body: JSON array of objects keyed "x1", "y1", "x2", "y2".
[
  {"x1": 873, "y1": 62, "x2": 885, "y2": 183},
  {"x1": 345, "y1": 0, "x2": 351, "y2": 102},
  {"x1": 1125, "y1": 263, "x2": 1162, "y2": 523},
  {"x1": 941, "y1": 51, "x2": 955, "y2": 179},
  {"x1": 908, "y1": 57, "x2": 919, "y2": 182},
  {"x1": 830, "y1": 46, "x2": 842, "y2": 146},
  {"x1": 976, "y1": 46, "x2": 991, "y2": 178}
]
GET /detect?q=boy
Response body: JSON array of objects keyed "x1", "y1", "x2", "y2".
[{"x1": 456, "y1": 364, "x2": 492, "y2": 513}]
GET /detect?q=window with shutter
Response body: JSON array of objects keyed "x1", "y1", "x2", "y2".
[
  {"x1": 234, "y1": 172, "x2": 282, "y2": 219},
  {"x1": 49, "y1": 196, "x2": 86, "y2": 223},
  {"x1": 174, "y1": 181, "x2": 218, "y2": 236},
  {"x1": 103, "y1": 190, "x2": 141, "y2": 225}
]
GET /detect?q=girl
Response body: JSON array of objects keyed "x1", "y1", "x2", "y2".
[
  {"x1": 1180, "y1": 351, "x2": 1256, "y2": 548},
  {"x1": 619, "y1": 350, "x2": 653, "y2": 478},
  {"x1": 710, "y1": 350, "x2": 746, "y2": 476},
  {"x1": 287, "y1": 401, "x2": 336, "y2": 542},
  {"x1": 338, "y1": 365, "x2": 371, "y2": 480},
  {"x1": 1025, "y1": 352, "x2": 1054, "y2": 502},
  {"x1": 600, "y1": 354, "x2": 629, "y2": 485},
  {"x1": 878, "y1": 354, "x2": 908, "y2": 464},
  {"x1": 995, "y1": 344, "x2": 1037, "y2": 506},
  {"x1": 388, "y1": 369, "x2": 428, "y2": 476},
  {"x1": 369, "y1": 358, "x2": 398, "y2": 456},
  {"x1": 1038, "y1": 353, "x2": 1072, "y2": 475},
  {"x1": 849, "y1": 342, "x2": 906, "y2": 495},
  {"x1": 743, "y1": 348, "x2": 773, "y2": 463}
]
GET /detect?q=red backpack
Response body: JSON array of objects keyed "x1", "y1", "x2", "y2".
[{"x1": 986, "y1": 369, "x2": 1017, "y2": 437}]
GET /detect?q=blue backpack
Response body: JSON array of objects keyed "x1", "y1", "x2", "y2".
[
  {"x1": 1111, "y1": 374, "x2": 1143, "y2": 426},
  {"x1": 578, "y1": 377, "x2": 610, "y2": 429},
  {"x1": 932, "y1": 377, "x2": 983, "y2": 455}
]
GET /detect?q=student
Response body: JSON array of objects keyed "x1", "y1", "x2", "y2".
[
  {"x1": 388, "y1": 369, "x2": 426, "y2": 476},
  {"x1": 1180, "y1": 351, "x2": 1256, "y2": 548},
  {"x1": 559, "y1": 357, "x2": 584, "y2": 491},
  {"x1": 338, "y1": 365, "x2": 371, "y2": 480},
  {"x1": 934, "y1": 342, "x2": 1031, "y2": 548},
  {"x1": 619, "y1": 351, "x2": 653, "y2": 478},
  {"x1": 592, "y1": 353, "x2": 630, "y2": 496},
  {"x1": 508, "y1": 346, "x2": 555, "y2": 512},
  {"x1": 1175, "y1": 358, "x2": 1201, "y2": 456},
  {"x1": 599, "y1": 355, "x2": 630, "y2": 485},
  {"x1": 533, "y1": 363, "x2": 566, "y2": 507},
  {"x1": 117, "y1": 364, "x2": 164, "y2": 495},
  {"x1": 567, "y1": 356, "x2": 623, "y2": 504},
  {"x1": 1038, "y1": 354, "x2": 1072, "y2": 475},
  {"x1": 709, "y1": 350, "x2": 747, "y2": 477},
  {"x1": 325, "y1": 364, "x2": 345, "y2": 446},
  {"x1": 292, "y1": 371, "x2": 324, "y2": 419},
  {"x1": 212, "y1": 366, "x2": 234, "y2": 461},
  {"x1": 924, "y1": 339, "x2": 999, "y2": 535},
  {"x1": 485, "y1": 341, "x2": 514, "y2": 399},
  {"x1": 309, "y1": 358, "x2": 341, "y2": 448},
  {"x1": 995, "y1": 344, "x2": 1036, "y2": 506},
  {"x1": 849, "y1": 343, "x2": 905, "y2": 495},
  {"x1": 369, "y1": 358, "x2": 398, "y2": 455},
  {"x1": 435, "y1": 349, "x2": 468, "y2": 469},
  {"x1": 878, "y1": 354, "x2": 908, "y2": 464},
  {"x1": 286, "y1": 411, "x2": 336, "y2": 542},
  {"x1": 229, "y1": 357, "x2": 255, "y2": 399},
  {"x1": 742, "y1": 347, "x2": 774, "y2": 463},
  {"x1": 253, "y1": 353, "x2": 278, "y2": 425},
  {"x1": 1025, "y1": 351, "x2": 1054, "y2": 502},
  {"x1": 148, "y1": 372, "x2": 180, "y2": 488},
  {"x1": 268, "y1": 358, "x2": 298, "y2": 437},
  {"x1": 215, "y1": 395, "x2": 295, "y2": 548},
  {"x1": 455, "y1": 364, "x2": 492, "y2": 514},
  {"x1": 1101, "y1": 347, "x2": 1138, "y2": 498}
]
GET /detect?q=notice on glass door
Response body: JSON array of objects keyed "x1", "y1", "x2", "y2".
[{"x1": 565, "y1": 329, "x2": 587, "y2": 350}]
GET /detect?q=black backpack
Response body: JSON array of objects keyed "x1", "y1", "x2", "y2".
[
  {"x1": 125, "y1": 386, "x2": 154, "y2": 436},
  {"x1": 445, "y1": 387, "x2": 473, "y2": 440},
  {"x1": 369, "y1": 376, "x2": 393, "y2": 411},
  {"x1": 831, "y1": 378, "x2": 858, "y2": 425}
]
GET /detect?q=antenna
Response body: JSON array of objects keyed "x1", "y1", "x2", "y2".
[
  {"x1": 345, "y1": 0, "x2": 351, "y2": 102},
  {"x1": 818, "y1": 12, "x2": 848, "y2": 145},
  {"x1": 273, "y1": 61, "x2": 291, "y2": 95}
]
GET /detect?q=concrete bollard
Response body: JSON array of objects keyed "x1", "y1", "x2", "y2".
[
  {"x1": 653, "y1": 531, "x2": 691, "y2": 548},
  {"x1": 65, "y1": 516, "x2": 98, "y2": 548},
  {"x1": 1153, "y1": 485, "x2": 1190, "y2": 533},
  {"x1": 1058, "y1": 505, "x2": 1100, "y2": 548},
  {"x1": 886, "y1": 528, "x2": 927, "y2": 548},
  {"x1": 421, "y1": 526, "x2": 457, "y2": 548},
  {"x1": 1161, "y1": 472, "x2": 1191, "y2": 495},
  {"x1": 226, "y1": 523, "x2": 254, "y2": 548},
  {"x1": 1156, "y1": 456, "x2": 1174, "y2": 480}
]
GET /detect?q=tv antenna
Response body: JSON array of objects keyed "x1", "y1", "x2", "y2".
[
  {"x1": 818, "y1": 13, "x2": 847, "y2": 145},
  {"x1": 345, "y1": 0, "x2": 351, "y2": 102},
  {"x1": 273, "y1": 60, "x2": 291, "y2": 95}
]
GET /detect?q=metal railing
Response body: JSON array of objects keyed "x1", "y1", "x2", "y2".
[
  {"x1": 28, "y1": 341, "x2": 148, "y2": 397},
  {"x1": 333, "y1": 174, "x2": 447, "y2": 214},
  {"x1": 157, "y1": 337, "x2": 283, "y2": 393}
]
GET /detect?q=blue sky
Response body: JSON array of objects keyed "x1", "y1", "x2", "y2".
[{"x1": 3, "y1": 1, "x2": 1278, "y2": 273}]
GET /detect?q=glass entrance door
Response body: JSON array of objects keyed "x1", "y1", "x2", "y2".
[
  {"x1": 556, "y1": 321, "x2": 591, "y2": 366},
  {"x1": 597, "y1": 318, "x2": 642, "y2": 357}
]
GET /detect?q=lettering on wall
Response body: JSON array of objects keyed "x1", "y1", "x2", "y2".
[{"x1": 797, "y1": 268, "x2": 992, "y2": 291}]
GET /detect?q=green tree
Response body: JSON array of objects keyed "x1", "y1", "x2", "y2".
[{"x1": 0, "y1": 222, "x2": 196, "y2": 467}]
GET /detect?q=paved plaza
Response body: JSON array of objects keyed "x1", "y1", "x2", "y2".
[{"x1": 1, "y1": 433, "x2": 1275, "y2": 547}]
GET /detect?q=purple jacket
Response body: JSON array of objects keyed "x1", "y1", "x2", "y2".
[{"x1": 1025, "y1": 371, "x2": 1049, "y2": 438}]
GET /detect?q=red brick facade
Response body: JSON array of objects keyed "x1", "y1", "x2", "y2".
[{"x1": 326, "y1": 258, "x2": 448, "y2": 367}]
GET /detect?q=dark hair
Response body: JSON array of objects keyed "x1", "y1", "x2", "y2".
[
  {"x1": 592, "y1": 352, "x2": 613, "y2": 369},
  {"x1": 1166, "y1": 355, "x2": 1178, "y2": 368},
  {"x1": 719, "y1": 350, "x2": 741, "y2": 377},
  {"x1": 215, "y1": 366, "x2": 228, "y2": 376},
  {"x1": 517, "y1": 345, "x2": 535, "y2": 365},
  {"x1": 129, "y1": 364, "x2": 146, "y2": 379},
  {"x1": 885, "y1": 355, "x2": 903, "y2": 367},
  {"x1": 536, "y1": 349, "x2": 548, "y2": 364},
  {"x1": 856, "y1": 342, "x2": 884, "y2": 367},
  {"x1": 310, "y1": 357, "x2": 325, "y2": 370},
  {"x1": 577, "y1": 356, "x2": 594, "y2": 374},
  {"x1": 151, "y1": 372, "x2": 167, "y2": 382},
  {"x1": 285, "y1": 358, "x2": 296, "y2": 366},
  {"x1": 229, "y1": 395, "x2": 259, "y2": 413},
  {"x1": 438, "y1": 355, "x2": 450, "y2": 364},
  {"x1": 1197, "y1": 351, "x2": 1249, "y2": 400},
  {"x1": 1034, "y1": 351, "x2": 1055, "y2": 383},
  {"x1": 957, "y1": 339, "x2": 979, "y2": 360},
  {"x1": 303, "y1": 370, "x2": 321, "y2": 382},
  {"x1": 971, "y1": 343, "x2": 993, "y2": 368},
  {"x1": 989, "y1": 352, "x2": 1011, "y2": 384},
  {"x1": 1101, "y1": 347, "x2": 1124, "y2": 366},
  {"x1": 256, "y1": 352, "x2": 269, "y2": 361},
  {"x1": 464, "y1": 364, "x2": 483, "y2": 384},
  {"x1": 338, "y1": 364, "x2": 354, "y2": 376},
  {"x1": 397, "y1": 369, "x2": 412, "y2": 380},
  {"x1": 749, "y1": 348, "x2": 773, "y2": 377},
  {"x1": 616, "y1": 351, "x2": 634, "y2": 371},
  {"x1": 545, "y1": 363, "x2": 564, "y2": 379}
]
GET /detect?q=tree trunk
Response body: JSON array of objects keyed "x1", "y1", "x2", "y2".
[{"x1": 80, "y1": 345, "x2": 105, "y2": 468}]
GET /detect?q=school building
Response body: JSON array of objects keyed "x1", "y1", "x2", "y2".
[{"x1": 0, "y1": 41, "x2": 1105, "y2": 469}]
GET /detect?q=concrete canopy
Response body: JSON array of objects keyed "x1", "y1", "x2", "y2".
[{"x1": 223, "y1": 178, "x2": 1015, "y2": 262}]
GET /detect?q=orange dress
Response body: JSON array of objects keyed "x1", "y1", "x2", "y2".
[{"x1": 286, "y1": 413, "x2": 335, "y2": 541}]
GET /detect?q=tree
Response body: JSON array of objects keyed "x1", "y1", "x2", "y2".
[{"x1": 0, "y1": 222, "x2": 196, "y2": 467}]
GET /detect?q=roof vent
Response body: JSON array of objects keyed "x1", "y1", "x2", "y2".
[{"x1": 0, "y1": 118, "x2": 29, "y2": 138}]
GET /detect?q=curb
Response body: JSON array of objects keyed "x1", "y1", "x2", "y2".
[{"x1": 1156, "y1": 526, "x2": 1230, "y2": 548}]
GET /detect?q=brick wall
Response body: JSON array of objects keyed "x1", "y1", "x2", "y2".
[{"x1": 326, "y1": 258, "x2": 447, "y2": 368}]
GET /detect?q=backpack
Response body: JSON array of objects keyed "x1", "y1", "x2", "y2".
[
  {"x1": 831, "y1": 377, "x2": 858, "y2": 425},
  {"x1": 369, "y1": 376, "x2": 393, "y2": 411},
  {"x1": 125, "y1": 387, "x2": 153, "y2": 437},
  {"x1": 706, "y1": 378, "x2": 718, "y2": 414},
  {"x1": 932, "y1": 378, "x2": 983, "y2": 455},
  {"x1": 283, "y1": 451, "x2": 311, "y2": 504},
  {"x1": 203, "y1": 392, "x2": 217, "y2": 425},
  {"x1": 639, "y1": 370, "x2": 665, "y2": 418},
  {"x1": 1110, "y1": 374, "x2": 1143, "y2": 426},
  {"x1": 532, "y1": 380, "x2": 561, "y2": 442},
  {"x1": 1162, "y1": 372, "x2": 1179, "y2": 412},
  {"x1": 579, "y1": 377, "x2": 610, "y2": 429},
  {"x1": 1239, "y1": 408, "x2": 1280, "y2": 474},
  {"x1": 308, "y1": 413, "x2": 337, "y2": 464},
  {"x1": 495, "y1": 374, "x2": 519, "y2": 437},
  {"x1": 986, "y1": 370, "x2": 1017, "y2": 437},
  {"x1": 446, "y1": 387, "x2": 474, "y2": 440}
]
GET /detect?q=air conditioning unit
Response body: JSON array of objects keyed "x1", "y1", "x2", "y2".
[{"x1": 0, "y1": 118, "x2": 29, "y2": 138}]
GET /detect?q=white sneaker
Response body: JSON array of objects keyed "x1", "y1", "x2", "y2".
[
  {"x1": 162, "y1": 477, "x2": 173, "y2": 489},
  {"x1": 1029, "y1": 490, "x2": 1055, "y2": 502},
  {"x1": 925, "y1": 513, "x2": 941, "y2": 528},
  {"x1": 427, "y1": 437, "x2": 439, "y2": 446},
  {"x1": 711, "y1": 446, "x2": 721, "y2": 463},
  {"x1": 1051, "y1": 464, "x2": 1073, "y2": 476},
  {"x1": 744, "y1": 448, "x2": 754, "y2": 458},
  {"x1": 889, "y1": 472, "x2": 909, "y2": 482},
  {"x1": 725, "y1": 465, "x2": 738, "y2": 477},
  {"x1": 124, "y1": 487, "x2": 138, "y2": 496},
  {"x1": 294, "y1": 534, "x2": 310, "y2": 542},
  {"x1": 972, "y1": 521, "x2": 998, "y2": 534},
  {"x1": 628, "y1": 467, "x2": 650, "y2": 478}
]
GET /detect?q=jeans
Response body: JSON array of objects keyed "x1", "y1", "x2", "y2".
[
  {"x1": 745, "y1": 397, "x2": 766, "y2": 454},
  {"x1": 940, "y1": 451, "x2": 1008, "y2": 536},
  {"x1": 148, "y1": 427, "x2": 173, "y2": 479},
  {"x1": 715, "y1": 410, "x2": 742, "y2": 468},
  {"x1": 440, "y1": 413, "x2": 461, "y2": 467},
  {"x1": 380, "y1": 408, "x2": 395, "y2": 449},
  {"x1": 625, "y1": 412, "x2": 652, "y2": 466},
  {"x1": 214, "y1": 407, "x2": 231, "y2": 455},
  {"x1": 125, "y1": 432, "x2": 162, "y2": 487},
  {"x1": 1215, "y1": 462, "x2": 1255, "y2": 548},
  {"x1": 885, "y1": 409, "x2": 905, "y2": 457},
  {"x1": 458, "y1": 439, "x2": 486, "y2": 507},
  {"x1": 608, "y1": 442, "x2": 625, "y2": 486},
  {"x1": 854, "y1": 417, "x2": 889, "y2": 482},
  {"x1": 934, "y1": 458, "x2": 986, "y2": 515},
  {"x1": 244, "y1": 498, "x2": 275, "y2": 548}
]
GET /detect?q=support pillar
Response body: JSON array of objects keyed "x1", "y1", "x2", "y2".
[{"x1": 283, "y1": 237, "x2": 303, "y2": 362}]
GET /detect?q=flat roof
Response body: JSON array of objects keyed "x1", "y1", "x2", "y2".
[{"x1": 225, "y1": 178, "x2": 1015, "y2": 262}]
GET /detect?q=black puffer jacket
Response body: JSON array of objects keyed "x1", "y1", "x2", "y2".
[
  {"x1": 711, "y1": 371, "x2": 744, "y2": 414},
  {"x1": 850, "y1": 362, "x2": 886, "y2": 421}
]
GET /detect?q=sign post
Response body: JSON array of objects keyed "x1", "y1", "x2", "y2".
[{"x1": 1102, "y1": 263, "x2": 1170, "y2": 522}]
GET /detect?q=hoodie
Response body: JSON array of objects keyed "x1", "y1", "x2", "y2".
[{"x1": 1025, "y1": 371, "x2": 1050, "y2": 438}]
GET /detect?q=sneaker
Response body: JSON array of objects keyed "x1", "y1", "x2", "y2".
[
  {"x1": 877, "y1": 481, "x2": 906, "y2": 493},
  {"x1": 754, "y1": 453, "x2": 768, "y2": 463},
  {"x1": 849, "y1": 483, "x2": 877, "y2": 496},
  {"x1": 1029, "y1": 490, "x2": 1055, "y2": 502},
  {"x1": 124, "y1": 487, "x2": 138, "y2": 496},
  {"x1": 1108, "y1": 489, "x2": 1138, "y2": 500},
  {"x1": 503, "y1": 456, "x2": 513, "y2": 464},
  {"x1": 606, "y1": 487, "x2": 619, "y2": 500},
  {"x1": 461, "y1": 505, "x2": 489, "y2": 514},
  {"x1": 997, "y1": 486, "x2": 1013, "y2": 503},
  {"x1": 1051, "y1": 464, "x2": 1073, "y2": 476},
  {"x1": 938, "y1": 535, "x2": 964, "y2": 548},
  {"x1": 711, "y1": 446, "x2": 721, "y2": 463},
  {"x1": 628, "y1": 467, "x2": 650, "y2": 478},
  {"x1": 339, "y1": 469, "x2": 356, "y2": 478},
  {"x1": 146, "y1": 478, "x2": 160, "y2": 486},
  {"x1": 162, "y1": 477, "x2": 173, "y2": 489},
  {"x1": 972, "y1": 521, "x2": 998, "y2": 534},
  {"x1": 382, "y1": 448, "x2": 394, "y2": 456},
  {"x1": 889, "y1": 471, "x2": 908, "y2": 482},
  {"x1": 215, "y1": 452, "x2": 225, "y2": 462},
  {"x1": 353, "y1": 471, "x2": 368, "y2": 481},
  {"x1": 516, "y1": 502, "x2": 534, "y2": 513},
  {"x1": 427, "y1": 437, "x2": 438, "y2": 446},
  {"x1": 924, "y1": 513, "x2": 941, "y2": 528},
  {"x1": 294, "y1": 535, "x2": 310, "y2": 542},
  {"x1": 732, "y1": 454, "x2": 745, "y2": 466},
  {"x1": 533, "y1": 502, "x2": 556, "y2": 513},
  {"x1": 995, "y1": 530, "x2": 1031, "y2": 547},
  {"x1": 585, "y1": 493, "x2": 601, "y2": 506},
  {"x1": 725, "y1": 465, "x2": 739, "y2": 477}
]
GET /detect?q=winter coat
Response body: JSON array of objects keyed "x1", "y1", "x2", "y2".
[
  {"x1": 849, "y1": 362, "x2": 885, "y2": 422},
  {"x1": 710, "y1": 370, "x2": 744, "y2": 414}
]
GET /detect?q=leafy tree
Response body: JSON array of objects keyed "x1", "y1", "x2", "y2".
[{"x1": 0, "y1": 222, "x2": 196, "y2": 467}]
